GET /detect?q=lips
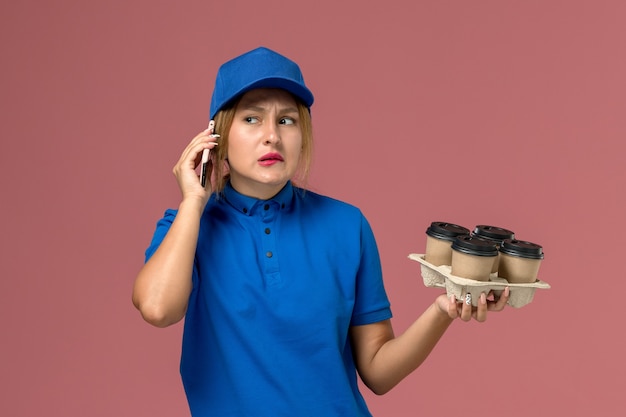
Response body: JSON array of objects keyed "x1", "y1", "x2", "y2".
[{"x1": 259, "y1": 153, "x2": 284, "y2": 162}]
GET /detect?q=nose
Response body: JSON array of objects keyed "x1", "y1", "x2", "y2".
[{"x1": 263, "y1": 122, "x2": 280, "y2": 145}]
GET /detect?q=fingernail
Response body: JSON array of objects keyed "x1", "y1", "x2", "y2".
[
  {"x1": 209, "y1": 134, "x2": 220, "y2": 138},
  {"x1": 505, "y1": 287, "x2": 510, "y2": 296},
  {"x1": 465, "y1": 293, "x2": 472, "y2": 305},
  {"x1": 480, "y1": 293, "x2": 487, "y2": 304}
]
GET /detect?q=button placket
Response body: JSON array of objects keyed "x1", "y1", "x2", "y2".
[{"x1": 261, "y1": 202, "x2": 281, "y2": 286}]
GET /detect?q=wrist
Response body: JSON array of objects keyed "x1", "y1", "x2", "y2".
[{"x1": 178, "y1": 197, "x2": 206, "y2": 216}]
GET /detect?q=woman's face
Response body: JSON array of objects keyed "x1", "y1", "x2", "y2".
[{"x1": 227, "y1": 88, "x2": 303, "y2": 199}]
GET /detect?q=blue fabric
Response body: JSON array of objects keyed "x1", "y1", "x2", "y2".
[
  {"x1": 209, "y1": 46, "x2": 314, "y2": 120},
  {"x1": 145, "y1": 181, "x2": 392, "y2": 416}
]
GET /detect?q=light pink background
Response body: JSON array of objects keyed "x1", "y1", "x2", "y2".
[{"x1": 2, "y1": 1, "x2": 625, "y2": 416}]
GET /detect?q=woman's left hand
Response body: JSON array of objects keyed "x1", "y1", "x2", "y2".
[{"x1": 435, "y1": 287, "x2": 509, "y2": 322}]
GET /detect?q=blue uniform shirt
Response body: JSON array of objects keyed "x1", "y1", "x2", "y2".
[{"x1": 145, "y1": 181, "x2": 392, "y2": 416}]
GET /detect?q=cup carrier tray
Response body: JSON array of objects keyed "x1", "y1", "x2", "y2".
[{"x1": 408, "y1": 254, "x2": 550, "y2": 308}]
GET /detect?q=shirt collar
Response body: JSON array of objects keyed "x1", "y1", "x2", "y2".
[{"x1": 223, "y1": 181, "x2": 294, "y2": 215}]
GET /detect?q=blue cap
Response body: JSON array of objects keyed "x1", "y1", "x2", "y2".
[{"x1": 209, "y1": 46, "x2": 314, "y2": 120}]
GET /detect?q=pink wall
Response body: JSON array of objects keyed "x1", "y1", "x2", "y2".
[{"x1": 2, "y1": 1, "x2": 625, "y2": 416}]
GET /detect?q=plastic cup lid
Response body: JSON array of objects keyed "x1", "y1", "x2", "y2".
[
  {"x1": 451, "y1": 235, "x2": 499, "y2": 257},
  {"x1": 426, "y1": 222, "x2": 470, "y2": 242},
  {"x1": 499, "y1": 239, "x2": 544, "y2": 260},
  {"x1": 472, "y1": 225, "x2": 515, "y2": 242}
]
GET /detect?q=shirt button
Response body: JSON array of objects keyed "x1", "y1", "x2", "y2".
[
  {"x1": 243, "y1": 208, "x2": 248, "y2": 214},
  {"x1": 264, "y1": 204, "x2": 270, "y2": 210},
  {"x1": 265, "y1": 228, "x2": 271, "y2": 234},
  {"x1": 266, "y1": 251, "x2": 273, "y2": 258}
]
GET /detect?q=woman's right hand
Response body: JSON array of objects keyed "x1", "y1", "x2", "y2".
[{"x1": 172, "y1": 121, "x2": 220, "y2": 205}]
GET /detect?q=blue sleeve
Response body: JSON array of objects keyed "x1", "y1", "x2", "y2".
[
  {"x1": 143, "y1": 208, "x2": 200, "y2": 290},
  {"x1": 350, "y1": 214, "x2": 393, "y2": 326},
  {"x1": 144, "y1": 209, "x2": 178, "y2": 262}
]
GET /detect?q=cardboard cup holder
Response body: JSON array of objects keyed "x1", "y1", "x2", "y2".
[{"x1": 408, "y1": 253, "x2": 550, "y2": 308}]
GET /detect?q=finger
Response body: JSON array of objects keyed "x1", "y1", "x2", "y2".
[
  {"x1": 178, "y1": 142, "x2": 208, "y2": 172},
  {"x1": 194, "y1": 139, "x2": 219, "y2": 164},
  {"x1": 460, "y1": 293, "x2": 472, "y2": 321},
  {"x1": 178, "y1": 130, "x2": 211, "y2": 164},
  {"x1": 185, "y1": 132, "x2": 220, "y2": 168},
  {"x1": 490, "y1": 287, "x2": 510, "y2": 311},
  {"x1": 173, "y1": 139, "x2": 215, "y2": 185},
  {"x1": 475, "y1": 292, "x2": 488, "y2": 322},
  {"x1": 197, "y1": 136, "x2": 220, "y2": 167},
  {"x1": 192, "y1": 126, "x2": 220, "y2": 146},
  {"x1": 448, "y1": 295, "x2": 459, "y2": 319}
]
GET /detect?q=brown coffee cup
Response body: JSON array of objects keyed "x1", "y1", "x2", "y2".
[
  {"x1": 450, "y1": 235, "x2": 499, "y2": 281},
  {"x1": 471, "y1": 225, "x2": 515, "y2": 273},
  {"x1": 424, "y1": 222, "x2": 470, "y2": 266},
  {"x1": 498, "y1": 239, "x2": 544, "y2": 283}
]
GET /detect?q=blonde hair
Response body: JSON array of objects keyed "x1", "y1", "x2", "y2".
[{"x1": 210, "y1": 97, "x2": 313, "y2": 195}]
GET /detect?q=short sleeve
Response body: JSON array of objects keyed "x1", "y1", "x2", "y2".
[
  {"x1": 350, "y1": 214, "x2": 392, "y2": 326},
  {"x1": 144, "y1": 209, "x2": 178, "y2": 262}
]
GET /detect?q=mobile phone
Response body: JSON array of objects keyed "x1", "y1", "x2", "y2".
[
  {"x1": 200, "y1": 120, "x2": 215, "y2": 187},
  {"x1": 200, "y1": 148, "x2": 210, "y2": 188}
]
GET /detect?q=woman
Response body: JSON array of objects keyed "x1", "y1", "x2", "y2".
[{"x1": 132, "y1": 46, "x2": 509, "y2": 416}]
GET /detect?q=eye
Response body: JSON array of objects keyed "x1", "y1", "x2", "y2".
[
  {"x1": 279, "y1": 117, "x2": 295, "y2": 125},
  {"x1": 245, "y1": 116, "x2": 260, "y2": 124}
]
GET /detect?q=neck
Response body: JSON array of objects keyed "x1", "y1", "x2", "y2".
[{"x1": 230, "y1": 179, "x2": 287, "y2": 200}]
